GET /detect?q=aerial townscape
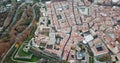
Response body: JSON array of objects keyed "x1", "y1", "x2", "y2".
[{"x1": 0, "y1": 0, "x2": 120, "y2": 63}]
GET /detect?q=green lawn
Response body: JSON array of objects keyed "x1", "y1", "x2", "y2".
[
  {"x1": 14, "y1": 55, "x2": 40, "y2": 62},
  {"x1": 14, "y1": 44, "x2": 40, "y2": 62},
  {"x1": 87, "y1": 48, "x2": 94, "y2": 56},
  {"x1": 30, "y1": 55, "x2": 40, "y2": 62},
  {"x1": 18, "y1": 44, "x2": 32, "y2": 56},
  {"x1": 87, "y1": 48, "x2": 94, "y2": 63},
  {"x1": 4, "y1": 57, "x2": 17, "y2": 63},
  {"x1": 89, "y1": 57, "x2": 94, "y2": 63}
]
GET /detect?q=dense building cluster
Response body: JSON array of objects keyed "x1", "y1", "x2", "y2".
[{"x1": 32, "y1": 0, "x2": 120, "y2": 63}]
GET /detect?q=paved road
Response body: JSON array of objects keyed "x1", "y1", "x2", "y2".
[
  {"x1": 61, "y1": 27, "x2": 72, "y2": 58},
  {"x1": 0, "y1": 3, "x2": 28, "y2": 63},
  {"x1": 0, "y1": 41, "x2": 17, "y2": 63},
  {"x1": 9, "y1": 3, "x2": 25, "y2": 28},
  {"x1": 1, "y1": 2, "x2": 42, "y2": 63},
  {"x1": 32, "y1": 3, "x2": 37, "y2": 19},
  {"x1": 0, "y1": 3, "x2": 24, "y2": 63},
  {"x1": 1, "y1": 3, "x2": 25, "y2": 37}
]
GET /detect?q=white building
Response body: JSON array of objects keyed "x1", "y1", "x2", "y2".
[{"x1": 48, "y1": 33, "x2": 56, "y2": 45}]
